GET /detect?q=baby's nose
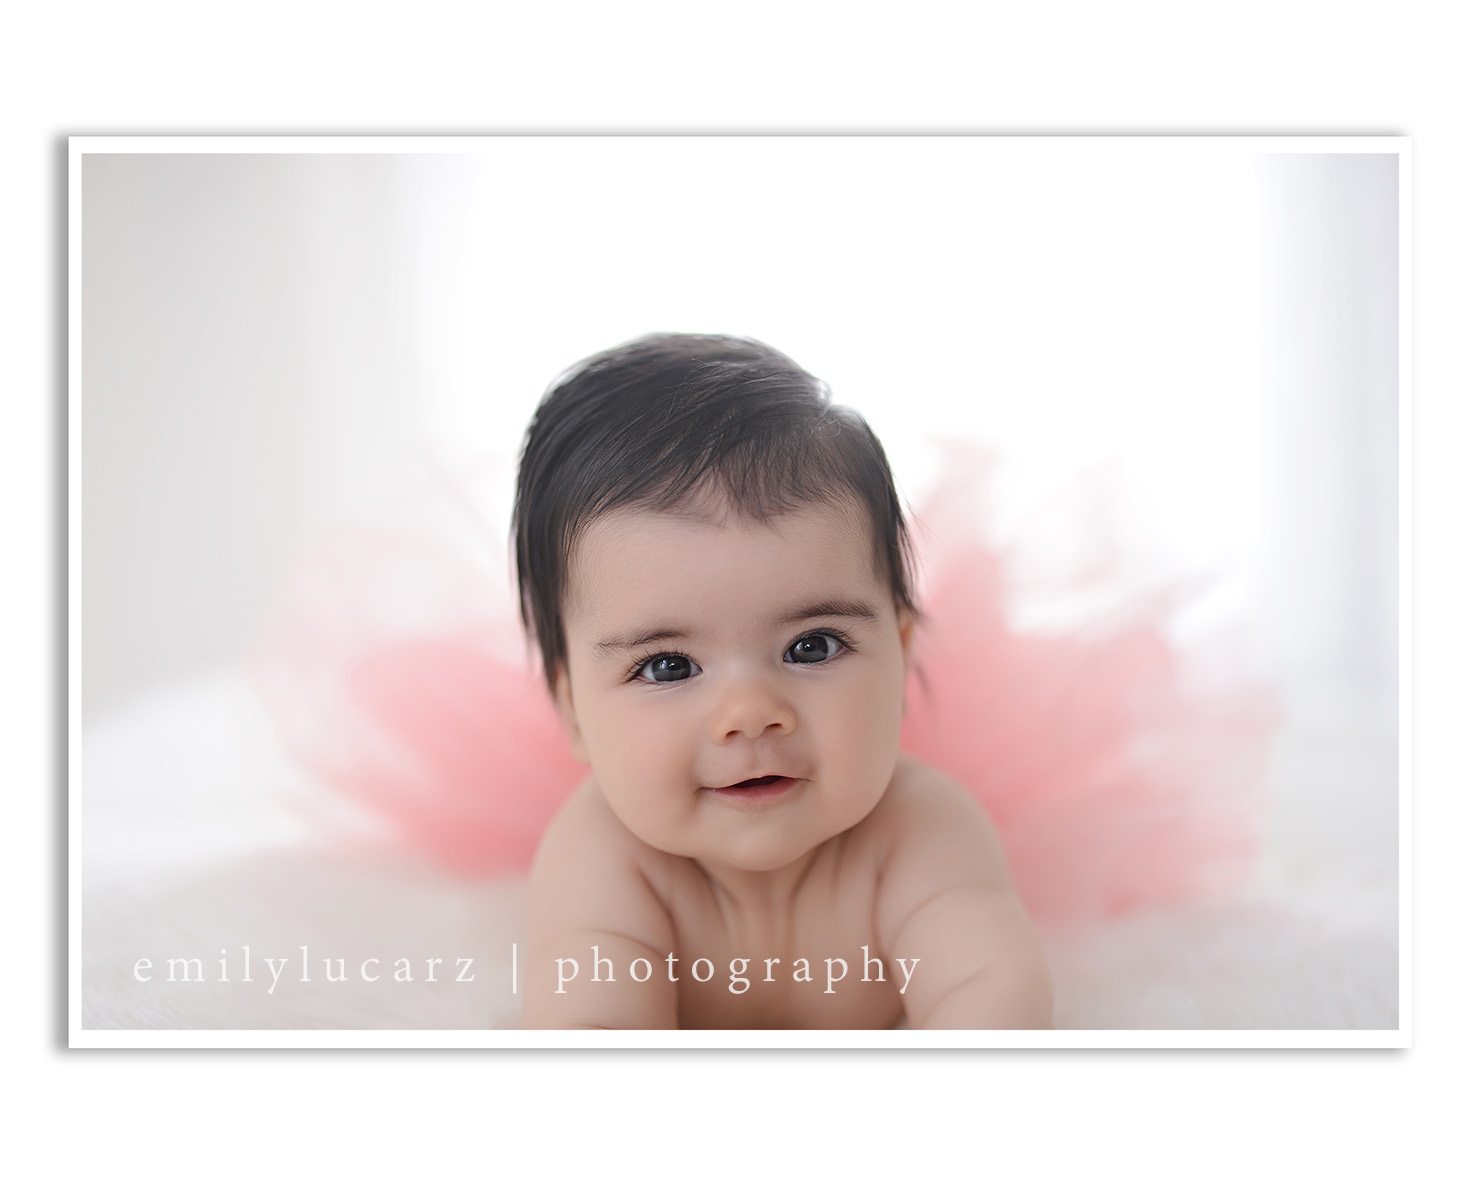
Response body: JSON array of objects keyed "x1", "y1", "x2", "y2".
[{"x1": 708, "y1": 676, "x2": 797, "y2": 742}]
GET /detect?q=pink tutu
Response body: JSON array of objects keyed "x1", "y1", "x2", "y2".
[{"x1": 250, "y1": 449, "x2": 1278, "y2": 926}]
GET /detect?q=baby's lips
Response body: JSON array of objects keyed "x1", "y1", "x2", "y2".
[{"x1": 709, "y1": 773, "x2": 799, "y2": 789}]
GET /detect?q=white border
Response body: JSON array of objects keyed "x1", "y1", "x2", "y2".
[
  {"x1": 68, "y1": 134, "x2": 1411, "y2": 1050},
  {"x1": 69, "y1": 137, "x2": 84, "y2": 1050},
  {"x1": 73, "y1": 1028, "x2": 1406, "y2": 1049},
  {"x1": 67, "y1": 134, "x2": 1407, "y2": 156},
  {"x1": 1397, "y1": 142, "x2": 1413, "y2": 1045}
]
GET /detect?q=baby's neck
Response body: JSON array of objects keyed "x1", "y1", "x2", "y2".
[{"x1": 692, "y1": 844, "x2": 825, "y2": 931}]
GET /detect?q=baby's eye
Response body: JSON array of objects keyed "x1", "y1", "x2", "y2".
[
  {"x1": 635, "y1": 654, "x2": 698, "y2": 683},
  {"x1": 785, "y1": 632, "x2": 844, "y2": 665}
]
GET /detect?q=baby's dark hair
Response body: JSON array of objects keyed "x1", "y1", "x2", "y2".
[{"x1": 512, "y1": 332, "x2": 919, "y2": 695}]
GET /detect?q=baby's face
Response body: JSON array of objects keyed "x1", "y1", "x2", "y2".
[{"x1": 554, "y1": 497, "x2": 913, "y2": 873}]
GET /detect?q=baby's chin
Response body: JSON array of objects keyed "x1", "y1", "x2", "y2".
[
  {"x1": 600, "y1": 773, "x2": 892, "y2": 870},
  {"x1": 700, "y1": 831, "x2": 832, "y2": 873},
  {"x1": 611, "y1": 812, "x2": 816, "y2": 871},
  {"x1": 684, "y1": 804, "x2": 870, "y2": 873},
  {"x1": 611, "y1": 807, "x2": 832, "y2": 873}
]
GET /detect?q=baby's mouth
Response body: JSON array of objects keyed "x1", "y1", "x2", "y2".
[{"x1": 703, "y1": 774, "x2": 801, "y2": 802}]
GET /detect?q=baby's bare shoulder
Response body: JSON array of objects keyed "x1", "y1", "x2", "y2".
[
  {"x1": 523, "y1": 777, "x2": 680, "y2": 1027},
  {"x1": 864, "y1": 758, "x2": 1051, "y2": 1028},
  {"x1": 532, "y1": 775, "x2": 636, "y2": 860},
  {"x1": 860, "y1": 754, "x2": 1015, "y2": 893},
  {"x1": 526, "y1": 777, "x2": 674, "y2": 946},
  {"x1": 860, "y1": 754, "x2": 998, "y2": 834}
]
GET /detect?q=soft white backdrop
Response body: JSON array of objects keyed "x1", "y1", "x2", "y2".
[{"x1": 82, "y1": 142, "x2": 1395, "y2": 735}]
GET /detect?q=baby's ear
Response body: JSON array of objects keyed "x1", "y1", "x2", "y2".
[
  {"x1": 552, "y1": 665, "x2": 590, "y2": 764},
  {"x1": 897, "y1": 610, "x2": 917, "y2": 660},
  {"x1": 897, "y1": 612, "x2": 917, "y2": 722}
]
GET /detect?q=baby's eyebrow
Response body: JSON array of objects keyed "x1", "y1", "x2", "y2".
[
  {"x1": 592, "y1": 627, "x2": 692, "y2": 656},
  {"x1": 777, "y1": 598, "x2": 879, "y2": 626},
  {"x1": 591, "y1": 598, "x2": 878, "y2": 655}
]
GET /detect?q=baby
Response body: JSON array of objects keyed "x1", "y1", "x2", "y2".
[{"x1": 514, "y1": 333, "x2": 1052, "y2": 1029}]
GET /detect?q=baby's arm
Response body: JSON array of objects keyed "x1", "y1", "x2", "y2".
[
  {"x1": 874, "y1": 765, "x2": 1053, "y2": 1029},
  {"x1": 522, "y1": 780, "x2": 679, "y2": 1029}
]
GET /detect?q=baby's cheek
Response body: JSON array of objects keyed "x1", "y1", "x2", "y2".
[
  {"x1": 601, "y1": 708, "x2": 695, "y2": 805},
  {"x1": 845, "y1": 664, "x2": 903, "y2": 736}
]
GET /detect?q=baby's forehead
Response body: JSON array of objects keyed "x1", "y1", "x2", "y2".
[
  {"x1": 572, "y1": 495, "x2": 874, "y2": 560},
  {"x1": 562, "y1": 498, "x2": 884, "y2": 618}
]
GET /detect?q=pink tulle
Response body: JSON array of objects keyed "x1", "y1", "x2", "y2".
[
  {"x1": 249, "y1": 525, "x2": 583, "y2": 873},
  {"x1": 901, "y1": 536, "x2": 1275, "y2": 922},
  {"x1": 250, "y1": 451, "x2": 1279, "y2": 925}
]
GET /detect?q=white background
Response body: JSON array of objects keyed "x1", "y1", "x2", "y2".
[
  {"x1": 5, "y1": 2, "x2": 1474, "y2": 1180},
  {"x1": 79, "y1": 142, "x2": 1394, "y2": 741}
]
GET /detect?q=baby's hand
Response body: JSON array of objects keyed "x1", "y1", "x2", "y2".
[
  {"x1": 874, "y1": 762, "x2": 1053, "y2": 1029},
  {"x1": 522, "y1": 779, "x2": 678, "y2": 1029}
]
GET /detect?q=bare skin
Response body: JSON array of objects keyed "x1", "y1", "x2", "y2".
[
  {"x1": 523, "y1": 752, "x2": 1054, "y2": 1029},
  {"x1": 520, "y1": 497, "x2": 1053, "y2": 1029}
]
